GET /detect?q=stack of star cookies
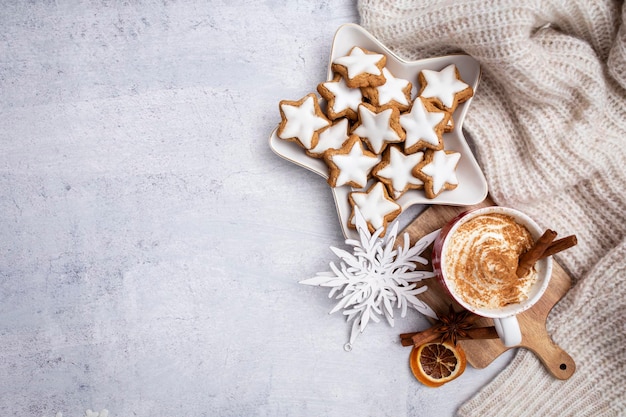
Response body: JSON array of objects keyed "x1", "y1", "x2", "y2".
[{"x1": 276, "y1": 46, "x2": 473, "y2": 234}]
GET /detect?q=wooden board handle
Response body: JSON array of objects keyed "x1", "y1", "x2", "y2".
[{"x1": 524, "y1": 329, "x2": 576, "y2": 380}]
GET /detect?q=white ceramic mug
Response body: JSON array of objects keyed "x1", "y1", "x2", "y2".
[{"x1": 432, "y1": 206, "x2": 553, "y2": 347}]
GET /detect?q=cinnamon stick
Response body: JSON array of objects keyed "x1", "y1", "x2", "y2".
[
  {"x1": 516, "y1": 229, "x2": 557, "y2": 278},
  {"x1": 401, "y1": 327, "x2": 441, "y2": 347},
  {"x1": 399, "y1": 326, "x2": 499, "y2": 346},
  {"x1": 462, "y1": 326, "x2": 499, "y2": 340},
  {"x1": 539, "y1": 235, "x2": 577, "y2": 258},
  {"x1": 399, "y1": 331, "x2": 436, "y2": 347}
]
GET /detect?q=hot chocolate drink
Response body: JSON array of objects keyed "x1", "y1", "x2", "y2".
[{"x1": 442, "y1": 213, "x2": 537, "y2": 309}]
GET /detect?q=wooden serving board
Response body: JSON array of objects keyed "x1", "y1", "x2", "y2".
[{"x1": 401, "y1": 197, "x2": 576, "y2": 380}]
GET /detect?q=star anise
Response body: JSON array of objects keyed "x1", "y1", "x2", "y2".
[
  {"x1": 399, "y1": 305, "x2": 496, "y2": 347},
  {"x1": 436, "y1": 305, "x2": 480, "y2": 345}
]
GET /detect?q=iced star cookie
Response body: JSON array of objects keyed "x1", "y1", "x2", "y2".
[
  {"x1": 400, "y1": 97, "x2": 450, "y2": 154},
  {"x1": 278, "y1": 93, "x2": 330, "y2": 150},
  {"x1": 317, "y1": 75, "x2": 363, "y2": 121},
  {"x1": 331, "y1": 46, "x2": 386, "y2": 88},
  {"x1": 348, "y1": 181, "x2": 402, "y2": 235},
  {"x1": 414, "y1": 149, "x2": 461, "y2": 199},
  {"x1": 418, "y1": 64, "x2": 473, "y2": 112},
  {"x1": 351, "y1": 103, "x2": 405, "y2": 155},
  {"x1": 324, "y1": 134, "x2": 380, "y2": 188},
  {"x1": 306, "y1": 118, "x2": 350, "y2": 158},
  {"x1": 361, "y1": 67, "x2": 412, "y2": 112},
  {"x1": 372, "y1": 145, "x2": 424, "y2": 199}
]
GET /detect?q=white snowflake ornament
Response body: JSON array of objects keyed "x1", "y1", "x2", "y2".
[{"x1": 300, "y1": 208, "x2": 438, "y2": 350}]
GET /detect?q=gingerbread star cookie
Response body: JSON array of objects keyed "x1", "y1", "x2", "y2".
[
  {"x1": 278, "y1": 93, "x2": 330, "y2": 150},
  {"x1": 372, "y1": 145, "x2": 424, "y2": 199},
  {"x1": 361, "y1": 67, "x2": 412, "y2": 112},
  {"x1": 348, "y1": 181, "x2": 402, "y2": 235},
  {"x1": 414, "y1": 149, "x2": 461, "y2": 199},
  {"x1": 317, "y1": 75, "x2": 363, "y2": 121},
  {"x1": 352, "y1": 103, "x2": 405, "y2": 155},
  {"x1": 400, "y1": 97, "x2": 450, "y2": 154},
  {"x1": 306, "y1": 118, "x2": 350, "y2": 159},
  {"x1": 324, "y1": 134, "x2": 380, "y2": 188},
  {"x1": 418, "y1": 64, "x2": 473, "y2": 112},
  {"x1": 332, "y1": 46, "x2": 386, "y2": 88}
]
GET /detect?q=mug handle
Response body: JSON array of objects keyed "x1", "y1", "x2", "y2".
[{"x1": 493, "y1": 316, "x2": 522, "y2": 347}]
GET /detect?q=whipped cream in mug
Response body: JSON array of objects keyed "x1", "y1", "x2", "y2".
[{"x1": 443, "y1": 213, "x2": 537, "y2": 309}]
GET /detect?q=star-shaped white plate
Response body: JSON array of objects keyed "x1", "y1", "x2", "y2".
[{"x1": 269, "y1": 24, "x2": 487, "y2": 239}]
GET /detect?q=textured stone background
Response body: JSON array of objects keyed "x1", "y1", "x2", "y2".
[{"x1": 0, "y1": 1, "x2": 513, "y2": 416}]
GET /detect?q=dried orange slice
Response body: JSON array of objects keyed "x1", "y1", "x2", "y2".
[{"x1": 409, "y1": 341, "x2": 467, "y2": 387}]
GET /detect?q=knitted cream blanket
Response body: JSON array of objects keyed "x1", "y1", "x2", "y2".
[{"x1": 358, "y1": 1, "x2": 626, "y2": 416}]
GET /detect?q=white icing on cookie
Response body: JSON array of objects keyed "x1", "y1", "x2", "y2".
[
  {"x1": 333, "y1": 47, "x2": 385, "y2": 80},
  {"x1": 328, "y1": 137, "x2": 380, "y2": 188},
  {"x1": 400, "y1": 98, "x2": 446, "y2": 151},
  {"x1": 374, "y1": 146, "x2": 424, "y2": 198},
  {"x1": 353, "y1": 104, "x2": 403, "y2": 154},
  {"x1": 420, "y1": 64, "x2": 470, "y2": 109},
  {"x1": 419, "y1": 150, "x2": 461, "y2": 195},
  {"x1": 308, "y1": 118, "x2": 350, "y2": 157},
  {"x1": 350, "y1": 182, "x2": 401, "y2": 230},
  {"x1": 279, "y1": 95, "x2": 330, "y2": 149},
  {"x1": 373, "y1": 67, "x2": 411, "y2": 107},
  {"x1": 321, "y1": 77, "x2": 363, "y2": 117}
]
